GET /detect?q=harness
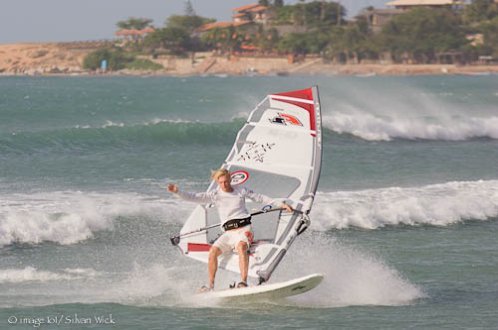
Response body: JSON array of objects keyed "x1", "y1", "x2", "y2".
[{"x1": 222, "y1": 216, "x2": 252, "y2": 231}]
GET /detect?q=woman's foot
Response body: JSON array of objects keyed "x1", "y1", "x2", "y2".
[{"x1": 237, "y1": 281, "x2": 248, "y2": 288}]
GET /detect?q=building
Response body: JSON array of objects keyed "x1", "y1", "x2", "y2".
[
  {"x1": 197, "y1": 21, "x2": 252, "y2": 33},
  {"x1": 232, "y1": 3, "x2": 273, "y2": 25},
  {"x1": 197, "y1": 3, "x2": 271, "y2": 34},
  {"x1": 115, "y1": 27, "x2": 155, "y2": 42},
  {"x1": 356, "y1": 8, "x2": 403, "y2": 33},
  {"x1": 386, "y1": 0, "x2": 463, "y2": 10}
]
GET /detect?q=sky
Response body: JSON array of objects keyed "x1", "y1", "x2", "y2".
[{"x1": 0, "y1": 0, "x2": 387, "y2": 44}]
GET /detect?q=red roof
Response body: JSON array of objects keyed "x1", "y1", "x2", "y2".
[
  {"x1": 198, "y1": 20, "x2": 252, "y2": 32},
  {"x1": 199, "y1": 21, "x2": 251, "y2": 32},
  {"x1": 247, "y1": 5, "x2": 268, "y2": 12},
  {"x1": 233, "y1": 20, "x2": 251, "y2": 27},
  {"x1": 198, "y1": 21, "x2": 234, "y2": 32},
  {"x1": 141, "y1": 27, "x2": 155, "y2": 33},
  {"x1": 115, "y1": 28, "x2": 155, "y2": 36},
  {"x1": 241, "y1": 44, "x2": 259, "y2": 51},
  {"x1": 233, "y1": 3, "x2": 260, "y2": 12}
]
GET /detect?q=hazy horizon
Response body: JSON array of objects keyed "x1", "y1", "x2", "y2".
[{"x1": 0, "y1": 0, "x2": 386, "y2": 44}]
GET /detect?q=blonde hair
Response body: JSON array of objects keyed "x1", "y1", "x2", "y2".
[{"x1": 211, "y1": 168, "x2": 230, "y2": 180}]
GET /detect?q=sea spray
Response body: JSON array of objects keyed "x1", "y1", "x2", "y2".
[
  {"x1": 0, "y1": 262, "x2": 195, "y2": 308},
  {"x1": 277, "y1": 233, "x2": 424, "y2": 307},
  {"x1": 320, "y1": 78, "x2": 498, "y2": 141}
]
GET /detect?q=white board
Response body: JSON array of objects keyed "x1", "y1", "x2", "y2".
[{"x1": 197, "y1": 273, "x2": 324, "y2": 301}]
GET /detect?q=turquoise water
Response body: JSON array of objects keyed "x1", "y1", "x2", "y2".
[{"x1": 0, "y1": 75, "x2": 497, "y2": 328}]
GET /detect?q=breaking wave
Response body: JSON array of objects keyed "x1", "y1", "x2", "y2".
[
  {"x1": 324, "y1": 112, "x2": 498, "y2": 141},
  {"x1": 0, "y1": 191, "x2": 180, "y2": 247},
  {"x1": 312, "y1": 180, "x2": 498, "y2": 229},
  {"x1": 5, "y1": 112, "x2": 498, "y2": 156}
]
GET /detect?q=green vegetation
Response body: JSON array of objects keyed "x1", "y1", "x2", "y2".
[
  {"x1": 82, "y1": 0, "x2": 498, "y2": 71},
  {"x1": 166, "y1": 15, "x2": 214, "y2": 34},
  {"x1": 380, "y1": 8, "x2": 467, "y2": 63},
  {"x1": 481, "y1": 17, "x2": 498, "y2": 56},
  {"x1": 83, "y1": 48, "x2": 133, "y2": 71},
  {"x1": 271, "y1": 0, "x2": 498, "y2": 62},
  {"x1": 116, "y1": 17, "x2": 153, "y2": 30},
  {"x1": 82, "y1": 48, "x2": 163, "y2": 71},
  {"x1": 463, "y1": 0, "x2": 498, "y2": 25},
  {"x1": 143, "y1": 27, "x2": 192, "y2": 55},
  {"x1": 125, "y1": 58, "x2": 164, "y2": 71}
]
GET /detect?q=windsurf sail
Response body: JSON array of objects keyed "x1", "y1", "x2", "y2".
[{"x1": 173, "y1": 86, "x2": 322, "y2": 283}]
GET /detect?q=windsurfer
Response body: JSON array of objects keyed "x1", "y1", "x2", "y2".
[{"x1": 168, "y1": 168, "x2": 293, "y2": 291}]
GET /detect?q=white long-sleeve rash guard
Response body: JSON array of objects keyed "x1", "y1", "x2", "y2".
[{"x1": 175, "y1": 186, "x2": 277, "y2": 226}]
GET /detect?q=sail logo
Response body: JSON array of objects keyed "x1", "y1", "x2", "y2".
[
  {"x1": 270, "y1": 113, "x2": 303, "y2": 126},
  {"x1": 236, "y1": 142, "x2": 276, "y2": 163},
  {"x1": 230, "y1": 170, "x2": 249, "y2": 185}
]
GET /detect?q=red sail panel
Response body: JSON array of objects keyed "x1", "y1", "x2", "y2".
[
  {"x1": 187, "y1": 243, "x2": 211, "y2": 252},
  {"x1": 274, "y1": 87, "x2": 314, "y2": 101},
  {"x1": 271, "y1": 87, "x2": 316, "y2": 135}
]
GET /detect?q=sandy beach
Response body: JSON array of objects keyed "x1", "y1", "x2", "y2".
[{"x1": 1, "y1": 42, "x2": 497, "y2": 77}]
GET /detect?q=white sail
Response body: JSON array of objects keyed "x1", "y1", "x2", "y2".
[{"x1": 174, "y1": 87, "x2": 322, "y2": 283}]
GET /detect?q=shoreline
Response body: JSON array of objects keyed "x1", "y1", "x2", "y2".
[{"x1": 1, "y1": 42, "x2": 498, "y2": 77}]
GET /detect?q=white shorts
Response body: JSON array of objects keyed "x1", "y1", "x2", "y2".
[{"x1": 212, "y1": 225, "x2": 254, "y2": 254}]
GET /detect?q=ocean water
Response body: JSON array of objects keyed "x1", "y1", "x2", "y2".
[{"x1": 0, "y1": 75, "x2": 497, "y2": 329}]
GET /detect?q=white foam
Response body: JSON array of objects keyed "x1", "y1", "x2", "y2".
[
  {"x1": 0, "y1": 191, "x2": 186, "y2": 247},
  {"x1": 0, "y1": 267, "x2": 100, "y2": 284},
  {"x1": 72, "y1": 118, "x2": 197, "y2": 130},
  {"x1": 324, "y1": 112, "x2": 498, "y2": 141},
  {"x1": 311, "y1": 180, "x2": 498, "y2": 230},
  {"x1": 96, "y1": 262, "x2": 198, "y2": 306},
  {"x1": 102, "y1": 120, "x2": 125, "y2": 128},
  {"x1": 73, "y1": 124, "x2": 91, "y2": 129},
  {"x1": 0, "y1": 262, "x2": 199, "y2": 308},
  {"x1": 148, "y1": 118, "x2": 196, "y2": 125},
  {"x1": 62, "y1": 268, "x2": 102, "y2": 277}
]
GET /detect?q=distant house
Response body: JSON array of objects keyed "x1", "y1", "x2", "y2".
[
  {"x1": 197, "y1": 21, "x2": 252, "y2": 33},
  {"x1": 385, "y1": 0, "x2": 463, "y2": 10},
  {"x1": 196, "y1": 20, "x2": 258, "y2": 54},
  {"x1": 466, "y1": 33, "x2": 484, "y2": 47},
  {"x1": 196, "y1": 2, "x2": 274, "y2": 52},
  {"x1": 356, "y1": 8, "x2": 403, "y2": 33},
  {"x1": 232, "y1": 3, "x2": 273, "y2": 25},
  {"x1": 197, "y1": 3, "x2": 271, "y2": 34},
  {"x1": 115, "y1": 27, "x2": 155, "y2": 42}
]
